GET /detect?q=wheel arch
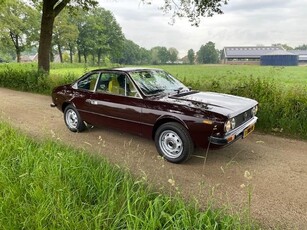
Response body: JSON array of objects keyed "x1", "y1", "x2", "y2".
[
  {"x1": 62, "y1": 101, "x2": 76, "y2": 112},
  {"x1": 152, "y1": 116, "x2": 189, "y2": 140}
]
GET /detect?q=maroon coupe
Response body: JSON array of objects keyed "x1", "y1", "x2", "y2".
[{"x1": 51, "y1": 67, "x2": 258, "y2": 163}]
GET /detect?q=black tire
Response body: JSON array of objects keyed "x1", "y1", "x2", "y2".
[
  {"x1": 64, "y1": 105, "x2": 86, "y2": 132},
  {"x1": 154, "y1": 122, "x2": 194, "y2": 163}
]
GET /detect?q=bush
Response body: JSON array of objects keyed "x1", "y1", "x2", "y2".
[
  {"x1": 0, "y1": 64, "x2": 79, "y2": 95},
  {"x1": 183, "y1": 76, "x2": 307, "y2": 139}
]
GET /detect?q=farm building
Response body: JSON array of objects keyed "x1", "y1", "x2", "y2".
[
  {"x1": 290, "y1": 50, "x2": 307, "y2": 65},
  {"x1": 221, "y1": 46, "x2": 284, "y2": 65},
  {"x1": 221, "y1": 46, "x2": 307, "y2": 65},
  {"x1": 260, "y1": 50, "x2": 298, "y2": 66}
]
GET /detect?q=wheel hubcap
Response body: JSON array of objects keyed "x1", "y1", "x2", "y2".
[
  {"x1": 159, "y1": 130, "x2": 183, "y2": 159},
  {"x1": 66, "y1": 109, "x2": 78, "y2": 129}
]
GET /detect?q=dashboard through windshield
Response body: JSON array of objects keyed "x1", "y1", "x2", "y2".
[{"x1": 129, "y1": 70, "x2": 188, "y2": 96}]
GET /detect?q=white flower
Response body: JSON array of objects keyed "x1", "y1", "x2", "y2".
[
  {"x1": 168, "y1": 179, "x2": 175, "y2": 186},
  {"x1": 244, "y1": 170, "x2": 253, "y2": 180}
]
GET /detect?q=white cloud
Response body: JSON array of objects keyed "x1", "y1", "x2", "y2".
[{"x1": 99, "y1": 0, "x2": 307, "y2": 57}]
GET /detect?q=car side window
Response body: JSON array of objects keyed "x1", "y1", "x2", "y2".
[
  {"x1": 77, "y1": 73, "x2": 100, "y2": 91},
  {"x1": 96, "y1": 73, "x2": 112, "y2": 92},
  {"x1": 107, "y1": 74, "x2": 140, "y2": 98}
]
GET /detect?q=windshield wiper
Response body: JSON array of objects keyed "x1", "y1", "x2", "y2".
[
  {"x1": 174, "y1": 87, "x2": 189, "y2": 94},
  {"x1": 148, "y1": 88, "x2": 165, "y2": 95}
]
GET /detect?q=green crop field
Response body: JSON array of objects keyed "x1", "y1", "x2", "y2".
[
  {"x1": 160, "y1": 65, "x2": 307, "y2": 90},
  {"x1": 1, "y1": 63, "x2": 306, "y2": 90}
]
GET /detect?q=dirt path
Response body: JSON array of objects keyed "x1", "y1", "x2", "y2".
[{"x1": 1, "y1": 88, "x2": 307, "y2": 229}]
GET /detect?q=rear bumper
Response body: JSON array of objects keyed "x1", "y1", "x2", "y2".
[{"x1": 209, "y1": 116, "x2": 258, "y2": 146}]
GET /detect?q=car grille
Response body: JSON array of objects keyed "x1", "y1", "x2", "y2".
[{"x1": 234, "y1": 109, "x2": 253, "y2": 128}]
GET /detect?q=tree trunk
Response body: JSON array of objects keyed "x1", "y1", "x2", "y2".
[
  {"x1": 83, "y1": 52, "x2": 87, "y2": 63},
  {"x1": 97, "y1": 49, "x2": 101, "y2": 66},
  {"x1": 38, "y1": 3, "x2": 56, "y2": 73},
  {"x1": 9, "y1": 31, "x2": 21, "y2": 62},
  {"x1": 57, "y1": 43, "x2": 63, "y2": 63},
  {"x1": 69, "y1": 44, "x2": 73, "y2": 63},
  {"x1": 77, "y1": 49, "x2": 81, "y2": 63}
]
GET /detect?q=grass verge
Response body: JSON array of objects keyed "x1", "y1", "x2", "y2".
[{"x1": 0, "y1": 121, "x2": 254, "y2": 229}]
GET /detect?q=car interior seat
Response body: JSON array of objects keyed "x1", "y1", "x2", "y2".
[{"x1": 108, "y1": 76, "x2": 120, "y2": 94}]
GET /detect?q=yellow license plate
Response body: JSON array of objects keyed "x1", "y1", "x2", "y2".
[{"x1": 243, "y1": 124, "x2": 255, "y2": 138}]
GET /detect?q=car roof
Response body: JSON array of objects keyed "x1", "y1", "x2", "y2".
[{"x1": 90, "y1": 67, "x2": 163, "y2": 73}]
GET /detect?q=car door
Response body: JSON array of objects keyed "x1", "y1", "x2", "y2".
[
  {"x1": 71, "y1": 71, "x2": 101, "y2": 123},
  {"x1": 86, "y1": 72, "x2": 143, "y2": 135}
]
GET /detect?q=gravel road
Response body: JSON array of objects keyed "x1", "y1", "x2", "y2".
[{"x1": 1, "y1": 88, "x2": 307, "y2": 229}]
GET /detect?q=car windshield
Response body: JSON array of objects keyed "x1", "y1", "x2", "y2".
[{"x1": 129, "y1": 70, "x2": 188, "y2": 96}]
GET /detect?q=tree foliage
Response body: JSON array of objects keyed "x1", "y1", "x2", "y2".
[
  {"x1": 197, "y1": 41, "x2": 219, "y2": 64},
  {"x1": 118, "y1": 39, "x2": 150, "y2": 65},
  {"x1": 144, "y1": 0, "x2": 228, "y2": 26},
  {"x1": 53, "y1": 9, "x2": 78, "y2": 63},
  {"x1": 168, "y1": 47, "x2": 179, "y2": 63},
  {"x1": 295, "y1": 44, "x2": 307, "y2": 50},
  {"x1": 0, "y1": 0, "x2": 230, "y2": 69},
  {"x1": 0, "y1": 0, "x2": 39, "y2": 62},
  {"x1": 188, "y1": 49, "x2": 195, "y2": 64},
  {"x1": 34, "y1": 0, "x2": 98, "y2": 72},
  {"x1": 74, "y1": 7, "x2": 124, "y2": 65}
]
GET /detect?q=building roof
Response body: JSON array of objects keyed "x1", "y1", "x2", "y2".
[
  {"x1": 290, "y1": 50, "x2": 307, "y2": 61},
  {"x1": 262, "y1": 50, "x2": 297, "y2": 56},
  {"x1": 223, "y1": 46, "x2": 284, "y2": 59}
]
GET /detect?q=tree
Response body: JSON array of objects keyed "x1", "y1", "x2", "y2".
[
  {"x1": 187, "y1": 49, "x2": 195, "y2": 64},
  {"x1": 158, "y1": 47, "x2": 169, "y2": 64},
  {"x1": 197, "y1": 41, "x2": 219, "y2": 64},
  {"x1": 33, "y1": 0, "x2": 98, "y2": 72},
  {"x1": 33, "y1": 0, "x2": 227, "y2": 72},
  {"x1": 272, "y1": 43, "x2": 293, "y2": 50},
  {"x1": 0, "y1": 0, "x2": 39, "y2": 62},
  {"x1": 145, "y1": 0, "x2": 228, "y2": 26},
  {"x1": 53, "y1": 9, "x2": 78, "y2": 63},
  {"x1": 74, "y1": 7, "x2": 124, "y2": 65},
  {"x1": 168, "y1": 47, "x2": 179, "y2": 63},
  {"x1": 295, "y1": 44, "x2": 307, "y2": 50}
]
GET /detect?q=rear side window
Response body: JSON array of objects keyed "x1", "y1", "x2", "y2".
[{"x1": 77, "y1": 73, "x2": 100, "y2": 91}]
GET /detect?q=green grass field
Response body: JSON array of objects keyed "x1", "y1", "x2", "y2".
[
  {"x1": 161, "y1": 65, "x2": 307, "y2": 90},
  {"x1": 0, "y1": 121, "x2": 253, "y2": 229},
  {"x1": 1, "y1": 62, "x2": 306, "y2": 89},
  {"x1": 47, "y1": 64, "x2": 307, "y2": 90}
]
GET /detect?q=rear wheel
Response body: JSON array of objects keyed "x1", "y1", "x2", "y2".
[
  {"x1": 64, "y1": 105, "x2": 86, "y2": 132},
  {"x1": 155, "y1": 122, "x2": 194, "y2": 163}
]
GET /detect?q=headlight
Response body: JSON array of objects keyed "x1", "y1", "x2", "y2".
[
  {"x1": 252, "y1": 105, "x2": 258, "y2": 116},
  {"x1": 224, "y1": 120, "x2": 231, "y2": 132},
  {"x1": 231, "y1": 118, "x2": 236, "y2": 129},
  {"x1": 225, "y1": 118, "x2": 236, "y2": 132}
]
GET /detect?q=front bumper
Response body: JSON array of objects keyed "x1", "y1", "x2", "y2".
[{"x1": 209, "y1": 116, "x2": 258, "y2": 146}]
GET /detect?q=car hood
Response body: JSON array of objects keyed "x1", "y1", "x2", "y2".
[{"x1": 164, "y1": 91, "x2": 258, "y2": 118}]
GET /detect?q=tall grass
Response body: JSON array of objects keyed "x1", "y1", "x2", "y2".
[
  {"x1": 0, "y1": 121, "x2": 252, "y2": 229},
  {"x1": 181, "y1": 74, "x2": 307, "y2": 139}
]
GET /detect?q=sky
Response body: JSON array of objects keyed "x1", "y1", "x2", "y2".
[{"x1": 99, "y1": 0, "x2": 307, "y2": 57}]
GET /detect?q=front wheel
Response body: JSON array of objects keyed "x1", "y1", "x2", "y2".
[
  {"x1": 64, "y1": 105, "x2": 86, "y2": 132},
  {"x1": 154, "y1": 122, "x2": 194, "y2": 163}
]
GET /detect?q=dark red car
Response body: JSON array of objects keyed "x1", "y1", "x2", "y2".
[{"x1": 51, "y1": 67, "x2": 258, "y2": 163}]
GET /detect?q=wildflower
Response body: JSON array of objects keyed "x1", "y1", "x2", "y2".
[
  {"x1": 244, "y1": 170, "x2": 252, "y2": 180},
  {"x1": 168, "y1": 178, "x2": 175, "y2": 186}
]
